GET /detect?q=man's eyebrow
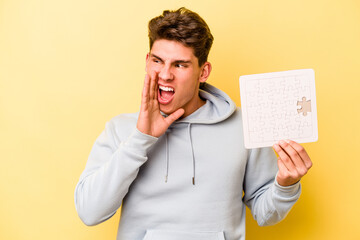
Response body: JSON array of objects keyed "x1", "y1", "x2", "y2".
[
  {"x1": 174, "y1": 59, "x2": 192, "y2": 64},
  {"x1": 150, "y1": 54, "x2": 163, "y2": 61},
  {"x1": 150, "y1": 53, "x2": 192, "y2": 64}
]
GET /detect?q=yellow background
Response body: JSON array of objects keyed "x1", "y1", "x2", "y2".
[{"x1": 1, "y1": 0, "x2": 359, "y2": 239}]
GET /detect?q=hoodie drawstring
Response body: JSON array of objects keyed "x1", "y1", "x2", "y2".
[
  {"x1": 165, "y1": 132, "x2": 169, "y2": 183},
  {"x1": 188, "y1": 123, "x2": 196, "y2": 185},
  {"x1": 164, "y1": 124, "x2": 196, "y2": 185}
]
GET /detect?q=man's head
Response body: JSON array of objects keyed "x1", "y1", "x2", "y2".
[
  {"x1": 148, "y1": 7, "x2": 214, "y2": 66},
  {"x1": 145, "y1": 8, "x2": 213, "y2": 118}
]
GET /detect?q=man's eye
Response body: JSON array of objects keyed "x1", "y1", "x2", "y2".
[
  {"x1": 175, "y1": 64, "x2": 186, "y2": 68},
  {"x1": 153, "y1": 59, "x2": 161, "y2": 63}
]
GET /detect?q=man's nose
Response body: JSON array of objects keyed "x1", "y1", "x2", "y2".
[{"x1": 158, "y1": 65, "x2": 173, "y2": 81}]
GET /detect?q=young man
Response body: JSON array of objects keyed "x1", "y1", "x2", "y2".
[{"x1": 75, "y1": 8, "x2": 312, "y2": 240}]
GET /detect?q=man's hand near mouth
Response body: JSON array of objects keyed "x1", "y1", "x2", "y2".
[{"x1": 136, "y1": 72, "x2": 185, "y2": 138}]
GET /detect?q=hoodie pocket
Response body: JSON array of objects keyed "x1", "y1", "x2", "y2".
[{"x1": 143, "y1": 229, "x2": 225, "y2": 240}]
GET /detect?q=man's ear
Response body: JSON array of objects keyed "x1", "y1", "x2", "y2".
[{"x1": 199, "y1": 62, "x2": 212, "y2": 83}]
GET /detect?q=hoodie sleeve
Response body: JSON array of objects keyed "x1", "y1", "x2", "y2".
[
  {"x1": 243, "y1": 147, "x2": 301, "y2": 226},
  {"x1": 74, "y1": 120, "x2": 158, "y2": 226}
]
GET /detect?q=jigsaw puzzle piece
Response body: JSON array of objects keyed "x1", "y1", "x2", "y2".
[{"x1": 297, "y1": 97, "x2": 311, "y2": 116}]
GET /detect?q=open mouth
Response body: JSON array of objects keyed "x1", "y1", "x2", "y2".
[{"x1": 158, "y1": 85, "x2": 175, "y2": 104}]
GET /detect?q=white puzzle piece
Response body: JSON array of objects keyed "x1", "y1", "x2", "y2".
[{"x1": 239, "y1": 69, "x2": 318, "y2": 149}]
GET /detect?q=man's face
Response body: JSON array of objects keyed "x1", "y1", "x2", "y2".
[{"x1": 146, "y1": 39, "x2": 210, "y2": 117}]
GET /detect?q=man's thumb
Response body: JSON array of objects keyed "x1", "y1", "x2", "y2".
[{"x1": 165, "y1": 108, "x2": 185, "y2": 125}]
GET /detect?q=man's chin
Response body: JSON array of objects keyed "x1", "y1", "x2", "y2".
[
  {"x1": 159, "y1": 106, "x2": 175, "y2": 116},
  {"x1": 160, "y1": 109, "x2": 172, "y2": 117}
]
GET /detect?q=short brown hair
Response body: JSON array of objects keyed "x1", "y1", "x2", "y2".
[{"x1": 148, "y1": 7, "x2": 214, "y2": 66}]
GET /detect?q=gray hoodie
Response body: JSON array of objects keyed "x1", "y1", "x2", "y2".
[{"x1": 75, "y1": 83, "x2": 301, "y2": 240}]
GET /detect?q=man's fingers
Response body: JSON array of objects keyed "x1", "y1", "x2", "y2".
[
  {"x1": 272, "y1": 143, "x2": 295, "y2": 172},
  {"x1": 278, "y1": 140, "x2": 307, "y2": 172},
  {"x1": 277, "y1": 157, "x2": 289, "y2": 175},
  {"x1": 149, "y1": 72, "x2": 158, "y2": 100},
  {"x1": 141, "y1": 74, "x2": 151, "y2": 111},
  {"x1": 142, "y1": 74, "x2": 150, "y2": 99},
  {"x1": 287, "y1": 140, "x2": 313, "y2": 169},
  {"x1": 273, "y1": 140, "x2": 312, "y2": 186}
]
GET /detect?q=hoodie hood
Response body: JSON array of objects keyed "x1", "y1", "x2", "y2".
[{"x1": 176, "y1": 83, "x2": 236, "y2": 124}]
